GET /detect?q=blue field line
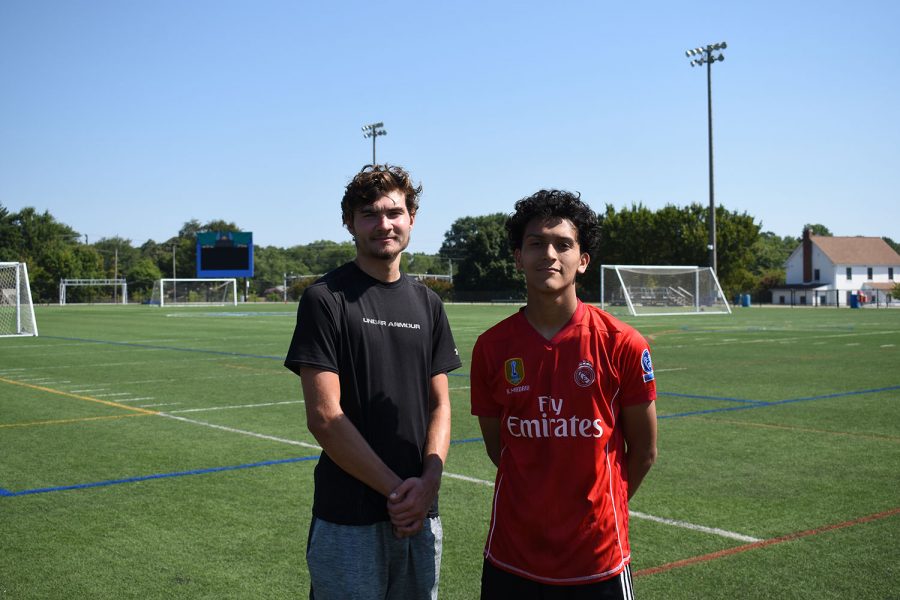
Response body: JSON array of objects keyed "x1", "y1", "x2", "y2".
[
  {"x1": 656, "y1": 384, "x2": 900, "y2": 420},
  {"x1": 2, "y1": 455, "x2": 319, "y2": 498},
  {"x1": 657, "y1": 391, "x2": 765, "y2": 405},
  {"x1": 39, "y1": 335, "x2": 470, "y2": 377}
]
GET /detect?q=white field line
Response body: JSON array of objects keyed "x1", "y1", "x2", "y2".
[
  {"x1": 441, "y1": 472, "x2": 760, "y2": 543},
  {"x1": 114, "y1": 397, "x2": 156, "y2": 403},
  {"x1": 158, "y1": 412, "x2": 322, "y2": 450},
  {"x1": 126, "y1": 383, "x2": 761, "y2": 545},
  {"x1": 139, "y1": 403, "x2": 181, "y2": 408},
  {"x1": 93, "y1": 392, "x2": 135, "y2": 398},
  {"x1": 629, "y1": 511, "x2": 761, "y2": 543},
  {"x1": 167, "y1": 400, "x2": 304, "y2": 414}
]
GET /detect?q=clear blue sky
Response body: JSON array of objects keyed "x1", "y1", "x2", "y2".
[{"x1": 2, "y1": 0, "x2": 898, "y2": 255}]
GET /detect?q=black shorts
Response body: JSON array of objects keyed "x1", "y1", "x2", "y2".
[{"x1": 480, "y1": 559, "x2": 634, "y2": 600}]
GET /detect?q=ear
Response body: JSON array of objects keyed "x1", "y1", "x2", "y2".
[
  {"x1": 344, "y1": 218, "x2": 355, "y2": 237},
  {"x1": 577, "y1": 252, "x2": 590, "y2": 275},
  {"x1": 514, "y1": 248, "x2": 523, "y2": 271}
]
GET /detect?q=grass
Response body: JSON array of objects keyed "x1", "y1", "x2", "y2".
[{"x1": 1, "y1": 303, "x2": 899, "y2": 599}]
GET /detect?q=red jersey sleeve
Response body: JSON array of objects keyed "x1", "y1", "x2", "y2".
[
  {"x1": 614, "y1": 326, "x2": 657, "y2": 406},
  {"x1": 470, "y1": 335, "x2": 502, "y2": 417}
]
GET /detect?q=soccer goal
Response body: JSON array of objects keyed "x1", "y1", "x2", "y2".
[
  {"x1": 0, "y1": 262, "x2": 39, "y2": 337},
  {"x1": 600, "y1": 265, "x2": 731, "y2": 317},
  {"x1": 59, "y1": 279, "x2": 128, "y2": 305},
  {"x1": 149, "y1": 278, "x2": 238, "y2": 307}
]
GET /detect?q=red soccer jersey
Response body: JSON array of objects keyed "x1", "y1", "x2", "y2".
[{"x1": 470, "y1": 301, "x2": 657, "y2": 585}]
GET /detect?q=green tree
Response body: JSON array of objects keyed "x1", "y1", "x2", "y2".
[
  {"x1": 440, "y1": 214, "x2": 521, "y2": 294},
  {"x1": 803, "y1": 223, "x2": 832, "y2": 236}
]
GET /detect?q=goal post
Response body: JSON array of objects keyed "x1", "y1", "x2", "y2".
[
  {"x1": 0, "y1": 262, "x2": 39, "y2": 337},
  {"x1": 600, "y1": 265, "x2": 731, "y2": 317},
  {"x1": 150, "y1": 278, "x2": 238, "y2": 307},
  {"x1": 59, "y1": 279, "x2": 128, "y2": 305}
]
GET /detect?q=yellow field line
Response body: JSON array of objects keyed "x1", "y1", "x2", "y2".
[
  {"x1": 0, "y1": 413, "x2": 153, "y2": 429},
  {"x1": 0, "y1": 377, "x2": 159, "y2": 416}
]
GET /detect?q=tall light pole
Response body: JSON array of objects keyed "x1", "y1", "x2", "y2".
[
  {"x1": 685, "y1": 41, "x2": 726, "y2": 274},
  {"x1": 362, "y1": 121, "x2": 387, "y2": 165}
]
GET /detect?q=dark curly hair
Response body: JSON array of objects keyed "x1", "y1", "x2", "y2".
[
  {"x1": 506, "y1": 190, "x2": 600, "y2": 255},
  {"x1": 341, "y1": 164, "x2": 422, "y2": 226}
]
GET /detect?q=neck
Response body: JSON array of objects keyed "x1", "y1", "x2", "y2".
[
  {"x1": 354, "y1": 254, "x2": 402, "y2": 283},
  {"x1": 523, "y1": 288, "x2": 579, "y2": 340}
]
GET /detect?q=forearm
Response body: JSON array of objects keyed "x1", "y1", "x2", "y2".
[
  {"x1": 625, "y1": 448, "x2": 656, "y2": 500},
  {"x1": 421, "y1": 374, "x2": 452, "y2": 487},
  {"x1": 310, "y1": 412, "x2": 403, "y2": 497},
  {"x1": 300, "y1": 367, "x2": 402, "y2": 498}
]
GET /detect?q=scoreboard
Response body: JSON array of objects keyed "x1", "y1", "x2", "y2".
[{"x1": 196, "y1": 231, "x2": 254, "y2": 278}]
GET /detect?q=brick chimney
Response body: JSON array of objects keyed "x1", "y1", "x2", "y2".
[{"x1": 802, "y1": 228, "x2": 812, "y2": 283}]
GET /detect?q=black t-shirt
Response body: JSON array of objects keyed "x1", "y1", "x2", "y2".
[{"x1": 284, "y1": 262, "x2": 461, "y2": 525}]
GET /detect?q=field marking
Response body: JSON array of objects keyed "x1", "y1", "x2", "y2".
[
  {"x1": 166, "y1": 400, "x2": 304, "y2": 414},
  {"x1": 694, "y1": 416, "x2": 900, "y2": 443},
  {"x1": 1, "y1": 456, "x2": 318, "y2": 497},
  {"x1": 635, "y1": 506, "x2": 900, "y2": 578},
  {"x1": 0, "y1": 377, "x2": 158, "y2": 416},
  {"x1": 158, "y1": 412, "x2": 322, "y2": 449},
  {"x1": 659, "y1": 384, "x2": 900, "y2": 420},
  {"x1": 440, "y1": 472, "x2": 760, "y2": 543},
  {"x1": 0, "y1": 413, "x2": 153, "y2": 429},
  {"x1": 628, "y1": 511, "x2": 760, "y2": 542}
]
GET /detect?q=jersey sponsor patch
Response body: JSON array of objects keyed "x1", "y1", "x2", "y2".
[
  {"x1": 641, "y1": 348, "x2": 655, "y2": 383},
  {"x1": 574, "y1": 360, "x2": 596, "y2": 387},
  {"x1": 505, "y1": 358, "x2": 525, "y2": 386}
]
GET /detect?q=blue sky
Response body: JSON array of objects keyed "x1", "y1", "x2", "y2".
[{"x1": 1, "y1": 0, "x2": 898, "y2": 255}]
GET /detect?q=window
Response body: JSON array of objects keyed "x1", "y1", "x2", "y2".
[
  {"x1": 846, "y1": 267, "x2": 852, "y2": 280},
  {"x1": 867, "y1": 267, "x2": 873, "y2": 280},
  {"x1": 814, "y1": 268, "x2": 820, "y2": 281},
  {"x1": 890, "y1": 267, "x2": 895, "y2": 280},
  {"x1": 779, "y1": 295, "x2": 785, "y2": 305}
]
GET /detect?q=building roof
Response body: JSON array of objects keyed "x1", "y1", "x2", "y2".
[{"x1": 812, "y1": 236, "x2": 900, "y2": 266}]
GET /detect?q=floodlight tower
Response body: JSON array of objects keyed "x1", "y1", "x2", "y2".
[
  {"x1": 362, "y1": 121, "x2": 387, "y2": 165},
  {"x1": 685, "y1": 41, "x2": 726, "y2": 274}
]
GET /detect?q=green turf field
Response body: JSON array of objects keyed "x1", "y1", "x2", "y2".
[{"x1": 1, "y1": 303, "x2": 898, "y2": 599}]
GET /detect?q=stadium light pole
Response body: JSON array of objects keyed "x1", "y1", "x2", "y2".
[
  {"x1": 362, "y1": 121, "x2": 387, "y2": 165},
  {"x1": 685, "y1": 41, "x2": 726, "y2": 275}
]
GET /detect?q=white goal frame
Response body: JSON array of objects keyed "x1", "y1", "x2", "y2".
[
  {"x1": 600, "y1": 265, "x2": 731, "y2": 317},
  {"x1": 59, "y1": 278, "x2": 128, "y2": 305},
  {"x1": 0, "y1": 262, "x2": 39, "y2": 337},
  {"x1": 150, "y1": 278, "x2": 238, "y2": 307}
]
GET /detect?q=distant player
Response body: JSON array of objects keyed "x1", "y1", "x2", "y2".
[{"x1": 470, "y1": 190, "x2": 658, "y2": 599}]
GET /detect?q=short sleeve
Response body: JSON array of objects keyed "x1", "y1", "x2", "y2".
[
  {"x1": 470, "y1": 336, "x2": 501, "y2": 417},
  {"x1": 615, "y1": 328, "x2": 657, "y2": 406},
  {"x1": 283, "y1": 284, "x2": 340, "y2": 376}
]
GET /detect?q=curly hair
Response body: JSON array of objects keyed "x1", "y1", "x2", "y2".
[
  {"x1": 341, "y1": 164, "x2": 422, "y2": 226},
  {"x1": 505, "y1": 189, "x2": 600, "y2": 255}
]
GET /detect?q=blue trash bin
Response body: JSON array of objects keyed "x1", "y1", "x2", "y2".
[
  {"x1": 850, "y1": 294, "x2": 859, "y2": 309},
  {"x1": 742, "y1": 294, "x2": 751, "y2": 307}
]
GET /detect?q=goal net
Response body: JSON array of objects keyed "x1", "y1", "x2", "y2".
[
  {"x1": 0, "y1": 262, "x2": 39, "y2": 337},
  {"x1": 150, "y1": 278, "x2": 238, "y2": 307},
  {"x1": 59, "y1": 279, "x2": 128, "y2": 305},
  {"x1": 600, "y1": 265, "x2": 731, "y2": 317}
]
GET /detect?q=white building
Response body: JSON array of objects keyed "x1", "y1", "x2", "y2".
[{"x1": 770, "y1": 229, "x2": 900, "y2": 307}]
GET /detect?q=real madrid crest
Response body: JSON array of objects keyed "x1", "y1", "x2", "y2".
[{"x1": 574, "y1": 360, "x2": 596, "y2": 387}]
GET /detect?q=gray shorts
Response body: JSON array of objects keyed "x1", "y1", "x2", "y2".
[{"x1": 306, "y1": 516, "x2": 443, "y2": 600}]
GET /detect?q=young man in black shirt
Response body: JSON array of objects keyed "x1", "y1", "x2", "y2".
[{"x1": 285, "y1": 165, "x2": 461, "y2": 599}]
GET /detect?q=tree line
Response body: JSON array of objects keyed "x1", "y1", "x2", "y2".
[{"x1": 4, "y1": 201, "x2": 895, "y2": 304}]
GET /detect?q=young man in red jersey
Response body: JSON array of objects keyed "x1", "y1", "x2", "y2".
[{"x1": 470, "y1": 190, "x2": 658, "y2": 599}]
